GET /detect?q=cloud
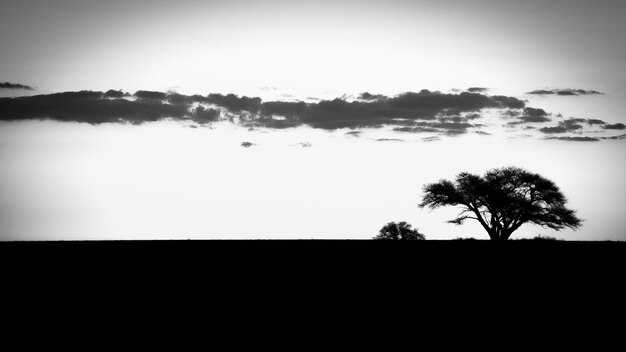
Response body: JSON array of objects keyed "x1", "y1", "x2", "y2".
[
  {"x1": 376, "y1": 138, "x2": 404, "y2": 142},
  {"x1": 536, "y1": 117, "x2": 625, "y2": 136},
  {"x1": 394, "y1": 121, "x2": 475, "y2": 135},
  {"x1": 523, "y1": 107, "x2": 549, "y2": 118},
  {"x1": 527, "y1": 88, "x2": 603, "y2": 96},
  {"x1": 565, "y1": 118, "x2": 626, "y2": 130},
  {"x1": 246, "y1": 90, "x2": 524, "y2": 130},
  {"x1": 602, "y1": 123, "x2": 626, "y2": 130},
  {"x1": 104, "y1": 89, "x2": 128, "y2": 98},
  {"x1": 545, "y1": 136, "x2": 600, "y2": 142},
  {"x1": 0, "y1": 90, "x2": 189, "y2": 124},
  {"x1": 394, "y1": 126, "x2": 440, "y2": 133},
  {"x1": 8, "y1": 86, "x2": 620, "y2": 144},
  {"x1": 388, "y1": 90, "x2": 502, "y2": 110},
  {"x1": 0, "y1": 82, "x2": 33, "y2": 90},
  {"x1": 134, "y1": 90, "x2": 167, "y2": 100},
  {"x1": 526, "y1": 89, "x2": 553, "y2": 95},
  {"x1": 602, "y1": 134, "x2": 626, "y2": 140},
  {"x1": 260, "y1": 101, "x2": 307, "y2": 118},
  {"x1": 428, "y1": 121, "x2": 474, "y2": 131},
  {"x1": 5, "y1": 88, "x2": 582, "y2": 140},
  {"x1": 555, "y1": 90, "x2": 579, "y2": 96},
  {"x1": 539, "y1": 118, "x2": 584, "y2": 133},
  {"x1": 166, "y1": 93, "x2": 195, "y2": 105},
  {"x1": 560, "y1": 89, "x2": 603, "y2": 95},
  {"x1": 506, "y1": 107, "x2": 551, "y2": 124},
  {"x1": 298, "y1": 90, "x2": 525, "y2": 129},
  {"x1": 0, "y1": 90, "x2": 269, "y2": 125},
  {"x1": 207, "y1": 93, "x2": 261, "y2": 113},
  {"x1": 514, "y1": 115, "x2": 551, "y2": 124},
  {"x1": 191, "y1": 106, "x2": 220, "y2": 124},
  {"x1": 467, "y1": 87, "x2": 488, "y2": 93},
  {"x1": 565, "y1": 118, "x2": 607, "y2": 126},
  {"x1": 587, "y1": 119, "x2": 606, "y2": 125},
  {"x1": 0, "y1": 88, "x2": 528, "y2": 130},
  {"x1": 501, "y1": 109, "x2": 521, "y2": 118},
  {"x1": 442, "y1": 129, "x2": 469, "y2": 136},
  {"x1": 243, "y1": 115, "x2": 301, "y2": 129},
  {"x1": 358, "y1": 92, "x2": 386, "y2": 101},
  {"x1": 539, "y1": 126, "x2": 568, "y2": 133},
  {"x1": 490, "y1": 95, "x2": 526, "y2": 109}
]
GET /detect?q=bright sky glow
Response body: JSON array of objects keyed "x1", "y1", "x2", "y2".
[{"x1": 1, "y1": 0, "x2": 625, "y2": 240}]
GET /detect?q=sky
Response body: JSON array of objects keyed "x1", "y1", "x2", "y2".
[{"x1": 1, "y1": 0, "x2": 625, "y2": 240}]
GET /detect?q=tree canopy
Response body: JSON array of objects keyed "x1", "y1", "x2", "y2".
[
  {"x1": 374, "y1": 221, "x2": 425, "y2": 240},
  {"x1": 419, "y1": 167, "x2": 582, "y2": 241}
]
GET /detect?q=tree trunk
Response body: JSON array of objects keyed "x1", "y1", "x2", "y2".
[{"x1": 489, "y1": 229, "x2": 511, "y2": 241}]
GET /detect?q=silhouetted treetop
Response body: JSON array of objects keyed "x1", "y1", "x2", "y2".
[
  {"x1": 374, "y1": 222, "x2": 425, "y2": 240},
  {"x1": 419, "y1": 166, "x2": 582, "y2": 241}
]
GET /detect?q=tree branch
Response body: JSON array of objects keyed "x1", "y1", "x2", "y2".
[{"x1": 468, "y1": 202, "x2": 493, "y2": 237}]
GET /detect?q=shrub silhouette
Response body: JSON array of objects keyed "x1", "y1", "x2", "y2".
[
  {"x1": 374, "y1": 221, "x2": 425, "y2": 240},
  {"x1": 526, "y1": 235, "x2": 562, "y2": 241},
  {"x1": 419, "y1": 166, "x2": 582, "y2": 241}
]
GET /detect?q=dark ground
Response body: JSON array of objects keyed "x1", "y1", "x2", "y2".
[
  {"x1": 2, "y1": 239, "x2": 623, "y2": 274},
  {"x1": 2, "y1": 240, "x2": 623, "y2": 335}
]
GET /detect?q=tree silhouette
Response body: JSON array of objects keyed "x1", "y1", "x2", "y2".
[
  {"x1": 419, "y1": 167, "x2": 582, "y2": 241},
  {"x1": 374, "y1": 221, "x2": 425, "y2": 240}
]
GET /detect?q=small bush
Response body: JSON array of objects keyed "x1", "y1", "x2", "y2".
[
  {"x1": 532, "y1": 235, "x2": 562, "y2": 241},
  {"x1": 374, "y1": 222, "x2": 425, "y2": 240},
  {"x1": 516, "y1": 235, "x2": 563, "y2": 241}
]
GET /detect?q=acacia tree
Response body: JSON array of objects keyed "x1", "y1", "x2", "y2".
[
  {"x1": 419, "y1": 167, "x2": 582, "y2": 241},
  {"x1": 374, "y1": 221, "x2": 425, "y2": 240}
]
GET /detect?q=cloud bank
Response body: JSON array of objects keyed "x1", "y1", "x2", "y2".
[
  {"x1": 1, "y1": 88, "x2": 624, "y2": 142},
  {"x1": 0, "y1": 89, "x2": 523, "y2": 129}
]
